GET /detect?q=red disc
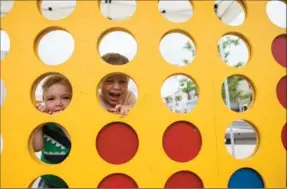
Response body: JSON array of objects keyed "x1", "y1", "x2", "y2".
[
  {"x1": 163, "y1": 121, "x2": 202, "y2": 162},
  {"x1": 276, "y1": 76, "x2": 286, "y2": 109},
  {"x1": 282, "y1": 124, "x2": 286, "y2": 150},
  {"x1": 272, "y1": 35, "x2": 286, "y2": 68},
  {"x1": 165, "y1": 171, "x2": 204, "y2": 188},
  {"x1": 96, "y1": 122, "x2": 139, "y2": 164},
  {"x1": 98, "y1": 173, "x2": 138, "y2": 188}
]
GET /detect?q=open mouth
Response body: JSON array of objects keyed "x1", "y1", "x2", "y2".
[
  {"x1": 108, "y1": 92, "x2": 121, "y2": 102},
  {"x1": 109, "y1": 92, "x2": 121, "y2": 97}
]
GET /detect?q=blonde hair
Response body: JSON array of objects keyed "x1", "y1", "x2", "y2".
[{"x1": 42, "y1": 74, "x2": 72, "y2": 93}]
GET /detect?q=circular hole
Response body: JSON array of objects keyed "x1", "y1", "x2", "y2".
[
  {"x1": 271, "y1": 34, "x2": 286, "y2": 68},
  {"x1": 225, "y1": 120, "x2": 258, "y2": 159},
  {"x1": 99, "y1": 31, "x2": 137, "y2": 65},
  {"x1": 214, "y1": 0, "x2": 245, "y2": 26},
  {"x1": 221, "y1": 75, "x2": 254, "y2": 112},
  {"x1": 98, "y1": 72, "x2": 138, "y2": 115},
  {"x1": 32, "y1": 73, "x2": 73, "y2": 114},
  {"x1": 99, "y1": 0, "x2": 136, "y2": 21},
  {"x1": 30, "y1": 174, "x2": 69, "y2": 188},
  {"x1": 36, "y1": 29, "x2": 75, "y2": 65},
  {"x1": 228, "y1": 168, "x2": 264, "y2": 188},
  {"x1": 218, "y1": 34, "x2": 250, "y2": 68},
  {"x1": 0, "y1": 30, "x2": 10, "y2": 61},
  {"x1": 30, "y1": 122, "x2": 71, "y2": 164},
  {"x1": 96, "y1": 122, "x2": 139, "y2": 165},
  {"x1": 266, "y1": 0, "x2": 286, "y2": 28},
  {"x1": 165, "y1": 171, "x2": 204, "y2": 188},
  {"x1": 98, "y1": 173, "x2": 138, "y2": 188},
  {"x1": 159, "y1": 32, "x2": 196, "y2": 66},
  {"x1": 161, "y1": 75, "x2": 198, "y2": 114},
  {"x1": 158, "y1": 0, "x2": 193, "y2": 23},
  {"x1": 0, "y1": 135, "x2": 3, "y2": 154},
  {"x1": 163, "y1": 121, "x2": 202, "y2": 163},
  {"x1": 39, "y1": 0, "x2": 76, "y2": 20},
  {"x1": 0, "y1": 79, "x2": 6, "y2": 107},
  {"x1": 0, "y1": 0, "x2": 14, "y2": 17},
  {"x1": 276, "y1": 76, "x2": 286, "y2": 109},
  {"x1": 282, "y1": 124, "x2": 286, "y2": 150}
]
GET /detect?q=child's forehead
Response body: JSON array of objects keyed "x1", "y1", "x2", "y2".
[
  {"x1": 44, "y1": 82, "x2": 71, "y2": 93},
  {"x1": 105, "y1": 74, "x2": 128, "y2": 80}
]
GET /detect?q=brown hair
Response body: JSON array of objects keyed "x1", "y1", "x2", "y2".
[
  {"x1": 102, "y1": 53, "x2": 129, "y2": 65},
  {"x1": 42, "y1": 74, "x2": 72, "y2": 93}
]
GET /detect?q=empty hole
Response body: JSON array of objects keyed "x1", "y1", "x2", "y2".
[
  {"x1": 0, "y1": 135, "x2": 3, "y2": 154},
  {"x1": 276, "y1": 76, "x2": 286, "y2": 109},
  {"x1": 158, "y1": 0, "x2": 193, "y2": 23},
  {"x1": 0, "y1": 30, "x2": 10, "y2": 61},
  {"x1": 39, "y1": 0, "x2": 76, "y2": 20},
  {"x1": 221, "y1": 75, "x2": 254, "y2": 112},
  {"x1": 228, "y1": 168, "x2": 264, "y2": 188},
  {"x1": 214, "y1": 0, "x2": 245, "y2": 26},
  {"x1": 96, "y1": 122, "x2": 139, "y2": 165},
  {"x1": 0, "y1": 0, "x2": 14, "y2": 17},
  {"x1": 282, "y1": 124, "x2": 286, "y2": 150},
  {"x1": 0, "y1": 79, "x2": 6, "y2": 107},
  {"x1": 32, "y1": 73, "x2": 73, "y2": 114},
  {"x1": 30, "y1": 122, "x2": 71, "y2": 165},
  {"x1": 99, "y1": 0, "x2": 136, "y2": 21},
  {"x1": 98, "y1": 173, "x2": 138, "y2": 188},
  {"x1": 218, "y1": 34, "x2": 249, "y2": 68},
  {"x1": 225, "y1": 120, "x2": 258, "y2": 159},
  {"x1": 160, "y1": 32, "x2": 196, "y2": 66},
  {"x1": 271, "y1": 34, "x2": 286, "y2": 68},
  {"x1": 36, "y1": 29, "x2": 75, "y2": 65},
  {"x1": 163, "y1": 121, "x2": 202, "y2": 163},
  {"x1": 99, "y1": 31, "x2": 137, "y2": 65},
  {"x1": 161, "y1": 75, "x2": 198, "y2": 114},
  {"x1": 98, "y1": 72, "x2": 138, "y2": 115},
  {"x1": 165, "y1": 171, "x2": 204, "y2": 188},
  {"x1": 266, "y1": 0, "x2": 286, "y2": 28},
  {"x1": 30, "y1": 174, "x2": 69, "y2": 188}
]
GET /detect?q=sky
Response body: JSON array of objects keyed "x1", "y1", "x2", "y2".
[{"x1": 0, "y1": 0, "x2": 286, "y2": 103}]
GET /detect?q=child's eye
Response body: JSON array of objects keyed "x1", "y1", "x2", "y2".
[
  {"x1": 47, "y1": 97, "x2": 54, "y2": 101},
  {"x1": 105, "y1": 80, "x2": 114, "y2": 83},
  {"x1": 120, "y1": 80, "x2": 127, "y2": 83},
  {"x1": 63, "y1": 96, "x2": 71, "y2": 99}
]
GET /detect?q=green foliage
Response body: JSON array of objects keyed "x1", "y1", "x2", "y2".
[
  {"x1": 182, "y1": 41, "x2": 195, "y2": 65},
  {"x1": 221, "y1": 76, "x2": 251, "y2": 103},
  {"x1": 181, "y1": 36, "x2": 250, "y2": 103},
  {"x1": 175, "y1": 95, "x2": 182, "y2": 102},
  {"x1": 183, "y1": 41, "x2": 195, "y2": 56},
  {"x1": 164, "y1": 96, "x2": 173, "y2": 104},
  {"x1": 179, "y1": 77, "x2": 197, "y2": 100}
]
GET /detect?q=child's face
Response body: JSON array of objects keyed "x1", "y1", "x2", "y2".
[
  {"x1": 101, "y1": 74, "x2": 129, "y2": 106},
  {"x1": 43, "y1": 83, "x2": 72, "y2": 112}
]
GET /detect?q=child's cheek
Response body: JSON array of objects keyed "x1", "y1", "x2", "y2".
[
  {"x1": 45, "y1": 102, "x2": 52, "y2": 111},
  {"x1": 102, "y1": 93, "x2": 109, "y2": 101},
  {"x1": 63, "y1": 100, "x2": 71, "y2": 108}
]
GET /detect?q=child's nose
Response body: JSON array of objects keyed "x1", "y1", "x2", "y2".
[
  {"x1": 113, "y1": 82, "x2": 120, "y2": 89},
  {"x1": 55, "y1": 99, "x2": 63, "y2": 106}
]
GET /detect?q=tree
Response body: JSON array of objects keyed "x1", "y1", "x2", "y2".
[
  {"x1": 234, "y1": 61, "x2": 244, "y2": 68},
  {"x1": 179, "y1": 77, "x2": 197, "y2": 100},
  {"x1": 164, "y1": 96, "x2": 173, "y2": 104},
  {"x1": 182, "y1": 41, "x2": 195, "y2": 65},
  {"x1": 218, "y1": 37, "x2": 251, "y2": 104},
  {"x1": 221, "y1": 76, "x2": 249, "y2": 103},
  {"x1": 174, "y1": 95, "x2": 182, "y2": 106},
  {"x1": 181, "y1": 36, "x2": 251, "y2": 107},
  {"x1": 218, "y1": 37, "x2": 242, "y2": 67}
]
